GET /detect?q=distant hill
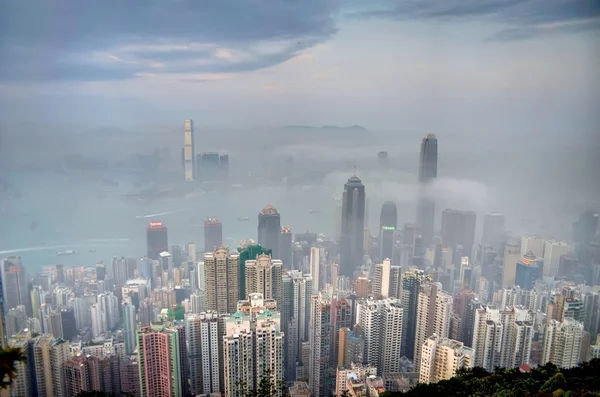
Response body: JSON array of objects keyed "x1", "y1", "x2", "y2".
[{"x1": 281, "y1": 125, "x2": 368, "y2": 133}]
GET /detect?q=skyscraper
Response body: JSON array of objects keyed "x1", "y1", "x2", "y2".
[
  {"x1": 122, "y1": 303, "x2": 137, "y2": 355},
  {"x1": 137, "y1": 322, "x2": 183, "y2": 397},
  {"x1": 482, "y1": 213, "x2": 506, "y2": 252},
  {"x1": 379, "y1": 201, "x2": 397, "y2": 263},
  {"x1": 244, "y1": 253, "x2": 283, "y2": 305},
  {"x1": 372, "y1": 259, "x2": 392, "y2": 298},
  {"x1": 340, "y1": 175, "x2": 366, "y2": 277},
  {"x1": 401, "y1": 269, "x2": 431, "y2": 359},
  {"x1": 185, "y1": 312, "x2": 222, "y2": 395},
  {"x1": 356, "y1": 298, "x2": 404, "y2": 374},
  {"x1": 416, "y1": 133, "x2": 438, "y2": 247},
  {"x1": 521, "y1": 235, "x2": 545, "y2": 258},
  {"x1": 309, "y1": 293, "x2": 331, "y2": 397},
  {"x1": 184, "y1": 119, "x2": 195, "y2": 181},
  {"x1": 146, "y1": 221, "x2": 168, "y2": 260},
  {"x1": 515, "y1": 251, "x2": 543, "y2": 290},
  {"x1": 502, "y1": 239, "x2": 522, "y2": 288},
  {"x1": 280, "y1": 226, "x2": 293, "y2": 268},
  {"x1": 543, "y1": 240, "x2": 572, "y2": 277},
  {"x1": 237, "y1": 243, "x2": 272, "y2": 301},
  {"x1": 204, "y1": 248, "x2": 239, "y2": 314},
  {"x1": 258, "y1": 205, "x2": 281, "y2": 259},
  {"x1": 419, "y1": 335, "x2": 474, "y2": 384},
  {"x1": 203, "y1": 217, "x2": 223, "y2": 252},
  {"x1": 441, "y1": 209, "x2": 477, "y2": 259},
  {"x1": 3, "y1": 264, "x2": 32, "y2": 315},
  {"x1": 32, "y1": 334, "x2": 71, "y2": 397},
  {"x1": 413, "y1": 283, "x2": 453, "y2": 370},
  {"x1": 542, "y1": 318, "x2": 584, "y2": 369}
]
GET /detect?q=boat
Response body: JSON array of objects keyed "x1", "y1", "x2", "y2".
[
  {"x1": 57, "y1": 250, "x2": 77, "y2": 256},
  {"x1": 309, "y1": 209, "x2": 320, "y2": 214},
  {"x1": 237, "y1": 217, "x2": 250, "y2": 222}
]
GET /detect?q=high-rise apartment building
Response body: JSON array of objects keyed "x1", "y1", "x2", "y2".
[
  {"x1": 245, "y1": 253, "x2": 283, "y2": 305},
  {"x1": 282, "y1": 270, "x2": 312, "y2": 381},
  {"x1": 543, "y1": 240, "x2": 572, "y2": 277},
  {"x1": 542, "y1": 318, "x2": 584, "y2": 369},
  {"x1": 186, "y1": 312, "x2": 223, "y2": 395},
  {"x1": 441, "y1": 209, "x2": 477, "y2": 259},
  {"x1": 482, "y1": 212, "x2": 506, "y2": 251},
  {"x1": 356, "y1": 298, "x2": 404, "y2": 374},
  {"x1": 137, "y1": 322, "x2": 183, "y2": 397},
  {"x1": 310, "y1": 247, "x2": 320, "y2": 294},
  {"x1": 223, "y1": 308, "x2": 284, "y2": 397},
  {"x1": 374, "y1": 259, "x2": 393, "y2": 298},
  {"x1": 204, "y1": 248, "x2": 239, "y2": 314},
  {"x1": 237, "y1": 243, "x2": 272, "y2": 301},
  {"x1": 64, "y1": 356, "x2": 90, "y2": 397},
  {"x1": 258, "y1": 205, "x2": 281, "y2": 259},
  {"x1": 416, "y1": 133, "x2": 438, "y2": 247},
  {"x1": 122, "y1": 303, "x2": 137, "y2": 355},
  {"x1": 419, "y1": 334, "x2": 474, "y2": 384},
  {"x1": 337, "y1": 327, "x2": 365, "y2": 367},
  {"x1": 32, "y1": 334, "x2": 71, "y2": 397},
  {"x1": 340, "y1": 175, "x2": 366, "y2": 277},
  {"x1": 401, "y1": 269, "x2": 431, "y2": 359},
  {"x1": 203, "y1": 217, "x2": 223, "y2": 252},
  {"x1": 472, "y1": 305, "x2": 534, "y2": 371},
  {"x1": 309, "y1": 293, "x2": 331, "y2": 397},
  {"x1": 146, "y1": 222, "x2": 168, "y2": 261},
  {"x1": 184, "y1": 119, "x2": 195, "y2": 181},
  {"x1": 330, "y1": 298, "x2": 353, "y2": 367},
  {"x1": 413, "y1": 283, "x2": 453, "y2": 370},
  {"x1": 379, "y1": 202, "x2": 397, "y2": 262},
  {"x1": 8, "y1": 330, "x2": 33, "y2": 397}
]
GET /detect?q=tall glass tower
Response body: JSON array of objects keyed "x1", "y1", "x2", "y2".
[
  {"x1": 257, "y1": 205, "x2": 281, "y2": 259},
  {"x1": 379, "y1": 201, "x2": 397, "y2": 263},
  {"x1": 416, "y1": 133, "x2": 438, "y2": 247},
  {"x1": 340, "y1": 175, "x2": 366, "y2": 277}
]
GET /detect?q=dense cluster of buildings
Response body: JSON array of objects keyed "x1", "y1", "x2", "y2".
[{"x1": 1, "y1": 126, "x2": 599, "y2": 397}]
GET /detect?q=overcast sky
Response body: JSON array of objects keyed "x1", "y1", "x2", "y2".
[{"x1": 0, "y1": 0, "x2": 598, "y2": 131}]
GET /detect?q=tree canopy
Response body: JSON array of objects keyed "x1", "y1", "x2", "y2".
[{"x1": 382, "y1": 359, "x2": 600, "y2": 397}]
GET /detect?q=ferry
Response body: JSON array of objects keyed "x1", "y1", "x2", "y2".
[
  {"x1": 57, "y1": 250, "x2": 77, "y2": 256},
  {"x1": 309, "y1": 209, "x2": 320, "y2": 214},
  {"x1": 237, "y1": 217, "x2": 250, "y2": 222}
]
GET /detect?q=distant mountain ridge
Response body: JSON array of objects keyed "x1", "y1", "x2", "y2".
[{"x1": 281, "y1": 125, "x2": 368, "y2": 133}]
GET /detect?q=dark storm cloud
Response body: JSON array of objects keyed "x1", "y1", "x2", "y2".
[
  {"x1": 0, "y1": 0, "x2": 338, "y2": 82},
  {"x1": 349, "y1": 0, "x2": 600, "y2": 41}
]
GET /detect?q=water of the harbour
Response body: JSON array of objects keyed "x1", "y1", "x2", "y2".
[{"x1": 0, "y1": 170, "x2": 343, "y2": 272}]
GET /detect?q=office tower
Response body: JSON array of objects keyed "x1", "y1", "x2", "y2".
[
  {"x1": 159, "y1": 251, "x2": 173, "y2": 281},
  {"x1": 452, "y1": 290, "x2": 477, "y2": 346},
  {"x1": 122, "y1": 303, "x2": 137, "y2": 355},
  {"x1": 441, "y1": 209, "x2": 477, "y2": 259},
  {"x1": 309, "y1": 293, "x2": 331, "y2": 397},
  {"x1": 542, "y1": 318, "x2": 584, "y2": 369},
  {"x1": 185, "y1": 312, "x2": 222, "y2": 395},
  {"x1": 146, "y1": 221, "x2": 168, "y2": 260},
  {"x1": 379, "y1": 202, "x2": 397, "y2": 262},
  {"x1": 219, "y1": 154, "x2": 229, "y2": 179},
  {"x1": 515, "y1": 251, "x2": 543, "y2": 290},
  {"x1": 204, "y1": 248, "x2": 239, "y2": 314},
  {"x1": 111, "y1": 256, "x2": 128, "y2": 288},
  {"x1": 472, "y1": 305, "x2": 534, "y2": 371},
  {"x1": 245, "y1": 253, "x2": 283, "y2": 305},
  {"x1": 340, "y1": 175, "x2": 366, "y2": 277},
  {"x1": 482, "y1": 213, "x2": 506, "y2": 252},
  {"x1": 413, "y1": 283, "x2": 453, "y2": 370},
  {"x1": 283, "y1": 271, "x2": 312, "y2": 381},
  {"x1": 258, "y1": 205, "x2": 282, "y2": 259},
  {"x1": 372, "y1": 259, "x2": 392, "y2": 298},
  {"x1": 223, "y1": 309, "x2": 284, "y2": 397},
  {"x1": 137, "y1": 322, "x2": 182, "y2": 397},
  {"x1": 401, "y1": 269, "x2": 430, "y2": 359},
  {"x1": 389, "y1": 265, "x2": 402, "y2": 299},
  {"x1": 416, "y1": 133, "x2": 438, "y2": 247},
  {"x1": 521, "y1": 235, "x2": 545, "y2": 258},
  {"x1": 204, "y1": 217, "x2": 223, "y2": 252},
  {"x1": 337, "y1": 327, "x2": 365, "y2": 367},
  {"x1": 502, "y1": 239, "x2": 522, "y2": 288},
  {"x1": 60, "y1": 306, "x2": 77, "y2": 341},
  {"x1": 238, "y1": 243, "x2": 272, "y2": 301},
  {"x1": 356, "y1": 298, "x2": 404, "y2": 374},
  {"x1": 419, "y1": 335, "x2": 473, "y2": 384},
  {"x1": 310, "y1": 247, "x2": 320, "y2": 294},
  {"x1": 32, "y1": 334, "x2": 70, "y2": 397},
  {"x1": 3, "y1": 264, "x2": 31, "y2": 315},
  {"x1": 543, "y1": 240, "x2": 572, "y2": 277},
  {"x1": 582, "y1": 292, "x2": 600, "y2": 343},
  {"x1": 280, "y1": 226, "x2": 293, "y2": 268},
  {"x1": 334, "y1": 201, "x2": 343, "y2": 242},
  {"x1": 183, "y1": 119, "x2": 195, "y2": 181}
]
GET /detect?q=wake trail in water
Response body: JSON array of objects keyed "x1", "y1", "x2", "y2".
[
  {"x1": 135, "y1": 209, "x2": 189, "y2": 219},
  {"x1": 0, "y1": 239, "x2": 130, "y2": 255}
]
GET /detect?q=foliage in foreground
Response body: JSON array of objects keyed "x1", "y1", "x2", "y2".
[
  {"x1": 382, "y1": 359, "x2": 600, "y2": 397},
  {"x1": 0, "y1": 346, "x2": 27, "y2": 389}
]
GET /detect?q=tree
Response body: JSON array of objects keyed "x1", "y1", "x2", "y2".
[{"x1": 0, "y1": 346, "x2": 27, "y2": 389}]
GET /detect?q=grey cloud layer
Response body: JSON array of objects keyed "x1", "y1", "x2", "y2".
[
  {"x1": 0, "y1": 0, "x2": 338, "y2": 81},
  {"x1": 350, "y1": 0, "x2": 600, "y2": 41}
]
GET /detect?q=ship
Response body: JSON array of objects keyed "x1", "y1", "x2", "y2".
[
  {"x1": 57, "y1": 250, "x2": 77, "y2": 256},
  {"x1": 237, "y1": 217, "x2": 250, "y2": 222},
  {"x1": 309, "y1": 209, "x2": 320, "y2": 214}
]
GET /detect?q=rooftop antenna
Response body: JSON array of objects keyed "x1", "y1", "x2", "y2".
[{"x1": 353, "y1": 158, "x2": 357, "y2": 176}]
